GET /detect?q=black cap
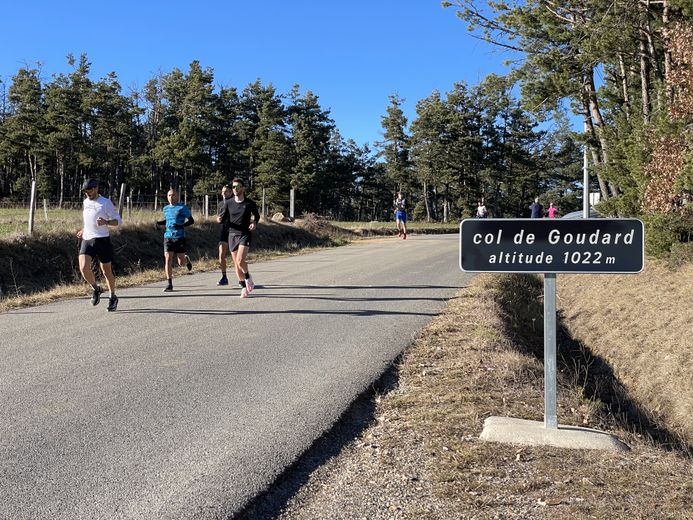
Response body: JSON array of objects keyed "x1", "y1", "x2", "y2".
[{"x1": 82, "y1": 179, "x2": 98, "y2": 191}]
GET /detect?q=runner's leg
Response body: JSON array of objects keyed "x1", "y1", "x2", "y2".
[
  {"x1": 100, "y1": 262, "x2": 116, "y2": 296},
  {"x1": 219, "y1": 242, "x2": 228, "y2": 274},
  {"x1": 79, "y1": 254, "x2": 97, "y2": 287}
]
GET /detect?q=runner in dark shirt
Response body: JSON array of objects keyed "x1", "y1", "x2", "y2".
[
  {"x1": 216, "y1": 185, "x2": 233, "y2": 286},
  {"x1": 217, "y1": 178, "x2": 260, "y2": 298}
]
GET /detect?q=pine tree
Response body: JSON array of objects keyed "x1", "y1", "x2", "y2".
[
  {"x1": 288, "y1": 85, "x2": 335, "y2": 213},
  {"x1": 4, "y1": 66, "x2": 46, "y2": 197},
  {"x1": 378, "y1": 94, "x2": 412, "y2": 193}
]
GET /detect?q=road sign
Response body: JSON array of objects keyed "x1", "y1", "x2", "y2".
[{"x1": 459, "y1": 218, "x2": 644, "y2": 274}]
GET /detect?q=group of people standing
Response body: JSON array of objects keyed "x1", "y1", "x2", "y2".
[
  {"x1": 529, "y1": 198, "x2": 558, "y2": 219},
  {"x1": 76, "y1": 177, "x2": 260, "y2": 312},
  {"x1": 473, "y1": 198, "x2": 558, "y2": 219}
]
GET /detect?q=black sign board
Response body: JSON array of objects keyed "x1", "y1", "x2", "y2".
[{"x1": 459, "y1": 218, "x2": 644, "y2": 273}]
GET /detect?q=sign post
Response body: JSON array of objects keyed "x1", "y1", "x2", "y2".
[
  {"x1": 544, "y1": 272, "x2": 557, "y2": 429},
  {"x1": 461, "y1": 218, "x2": 643, "y2": 448}
]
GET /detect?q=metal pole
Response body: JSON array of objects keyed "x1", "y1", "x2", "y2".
[
  {"x1": 583, "y1": 122, "x2": 590, "y2": 218},
  {"x1": 544, "y1": 273, "x2": 558, "y2": 429},
  {"x1": 289, "y1": 188, "x2": 295, "y2": 220},
  {"x1": 262, "y1": 188, "x2": 266, "y2": 220},
  {"x1": 118, "y1": 183, "x2": 126, "y2": 217},
  {"x1": 28, "y1": 180, "x2": 37, "y2": 235},
  {"x1": 43, "y1": 198, "x2": 49, "y2": 222},
  {"x1": 205, "y1": 195, "x2": 209, "y2": 219}
]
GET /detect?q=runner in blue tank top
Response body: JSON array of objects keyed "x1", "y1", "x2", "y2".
[{"x1": 156, "y1": 188, "x2": 195, "y2": 292}]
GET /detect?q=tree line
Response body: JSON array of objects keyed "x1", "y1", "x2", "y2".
[
  {"x1": 443, "y1": 0, "x2": 693, "y2": 223},
  {"x1": 0, "y1": 52, "x2": 585, "y2": 222}
]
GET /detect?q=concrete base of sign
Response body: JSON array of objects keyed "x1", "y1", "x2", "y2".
[{"x1": 480, "y1": 416, "x2": 629, "y2": 452}]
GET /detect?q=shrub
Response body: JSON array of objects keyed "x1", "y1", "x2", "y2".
[{"x1": 642, "y1": 212, "x2": 693, "y2": 259}]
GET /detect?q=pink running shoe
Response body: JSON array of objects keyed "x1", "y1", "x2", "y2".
[
  {"x1": 245, "y1": 275, "x2": 254, "y2": 293},
  {"x1": 240, "y1": 287, "x2": 249, "y2": 298}
]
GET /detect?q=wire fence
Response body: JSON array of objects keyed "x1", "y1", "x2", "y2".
[{"x1": 0, "y1": 185, "x2": 299, "y2": 237}]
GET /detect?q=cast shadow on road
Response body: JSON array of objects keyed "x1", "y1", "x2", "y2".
[
  {"x1": 117, "y1": 284, "x2": 461, "y2": 299},
  {"x1": 118, "y1": 308, "x2": 439, "y2": 318},
  {"x1": 263, "y1": 284, "x2": 462, "y2": 290},
  {"x1": 253, "y1": 294, "x2": 447, "y2": 303},
  {"x1": 235, "y1": 360, "x2": 403, "y2": 520},
  {"x1": 113, "y1": 283, "x2": 462, "y2": 310}
]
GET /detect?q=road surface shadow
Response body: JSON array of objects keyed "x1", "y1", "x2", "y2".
[
  {"x1": 234, "y1": 361, "x2": 402, "y2": 520},
  {"x1": 118, "y1": 308, "x2": 439, "y2": 318}
]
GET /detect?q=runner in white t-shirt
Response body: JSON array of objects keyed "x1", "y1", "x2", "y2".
[{"x1": 76, "y1": 179, "x2": 122, "y2": 311}]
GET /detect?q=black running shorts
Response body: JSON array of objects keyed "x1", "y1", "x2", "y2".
[
  {"x1": 228, "y1": 233, "x2": 251, "y2": 252},
  {"x1": 79, "y1": 237, "x2": 114, "y2": 264},
  {"x1": 164, "y1": 237, "x2": 187, "y2": 253}
]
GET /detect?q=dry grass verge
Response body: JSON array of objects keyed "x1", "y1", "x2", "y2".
[
  {"x1": 558, "y1": 261, "x2": 693, "y2": 448},
  {"x1": 261, "y1": 272, "x2": 692, "y2": 520}
]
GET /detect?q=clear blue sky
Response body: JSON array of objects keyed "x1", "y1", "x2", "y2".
[{"x1": 0, "y1": 1, "x2": 513, "y2": 148}]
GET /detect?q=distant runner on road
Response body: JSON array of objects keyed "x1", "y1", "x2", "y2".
[
  {"x1": 76, "y1": 178, "x2": 122, "y2": 312},
  {"x1": 157, "y1": 188, "x2": 195, "y2": 292},
  {"x1": 394, "y1": 191, "x2": 407, "y2": 239},
  {"x1": 217, "y1": 178, "x2": 260, "y2": 298}
]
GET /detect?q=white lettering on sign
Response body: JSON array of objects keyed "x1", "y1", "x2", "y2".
[
  {"x1": 547, "y1": 228, "x2": 635, "y2": 245},
  {"x1": 473, "y1": 229, "x2": 502, "y2": 245},
  {"x1": 513, "y1": 230, "x2": 535, "y2": 244},
  {"x1": 489, "y1": 251, "x2": 554, "y2": 264}
]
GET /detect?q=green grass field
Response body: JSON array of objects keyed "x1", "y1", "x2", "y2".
[
  {"x1": 331, "y1": 220, "x2": 459, "y2": 230},
  {"x1": 0, "y1": 208, "x2": 461, "y2": 238},
  {"x1": 0, "y1": 207, "x2": 171, "y2": 237}
]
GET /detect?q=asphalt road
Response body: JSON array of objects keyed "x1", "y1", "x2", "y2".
[{"x1": 1, "y1": 234, "x2": 472, "y2": 519}]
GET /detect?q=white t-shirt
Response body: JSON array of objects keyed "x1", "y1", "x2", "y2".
[{"x1": 82, "y1": 195, "x2": 121, "y2": 239}]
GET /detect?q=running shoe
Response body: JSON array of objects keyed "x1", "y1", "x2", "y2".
[
  {"x1": 185, "y1": 255, "x2": 193, "y2": 272},
  {"x1": 402, "y1": 233, "x2": 407, "y2": 240},
  {"x1": 91, "y1": 286, "x2": 103, "y2": 306},
  {"x1": 217, "y1": 275, "x2": 229, "y2": 286},
  {"x1": 245, "y1": 275, "x2": 254, "y2": 293},
  {"x1": 163, "y1": 285, "x2": 173, "y2": 292},
  {"x1": 107, "y1": 295, "x2": 119, "y2": 312},
  {"x1": 240, "y1": 287, "x2": 248, "y2": 299}
]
